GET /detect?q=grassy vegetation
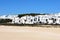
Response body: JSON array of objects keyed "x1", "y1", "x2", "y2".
[
  {"x1": 18, "y1": 13, "x2": 46, "y2": 18},
  {"x1": 0, "y1": 19, "x2": 12, "y2": 23}
]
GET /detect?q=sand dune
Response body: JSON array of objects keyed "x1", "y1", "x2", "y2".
[{"x1": 0, "y1": 25, "x2": 60, "y2": 40}]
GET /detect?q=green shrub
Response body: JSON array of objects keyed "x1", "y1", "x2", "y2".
[{"x1": 0, "y1": 19, "x2": 12, "y2": 23}]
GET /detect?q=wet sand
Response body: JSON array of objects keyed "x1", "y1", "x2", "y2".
[{"x1": 0, "y1": 25, "x2": 60, "y2": 40}]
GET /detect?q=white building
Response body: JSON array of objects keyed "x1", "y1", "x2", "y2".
[{"x1": 0, "y1": 13, "x2": 60, "y2": 24}]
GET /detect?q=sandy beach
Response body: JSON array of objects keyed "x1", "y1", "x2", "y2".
[{"x1": 0, "y1": 25, "x2": 60, "y2": 40}]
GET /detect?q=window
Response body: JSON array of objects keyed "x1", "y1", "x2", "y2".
[
  {"x1": 34, "y1": 18, "x2": 37, "y2": 21},
  {"x1": 31, "y1": 19, "x2": 33, "y2": 22},
  {"x1": 38, "y1": 19, "x2": 40, "y2": 21},
  {"x1": 25, "y1": 20, "x2": 27, "y2": 22},
  {"x1": 19, "y1": 20, "x2": 20, "y2": 22}
]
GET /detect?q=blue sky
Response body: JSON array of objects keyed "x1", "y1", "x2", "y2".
[{"x1": 0, "y1": 0, "x2": 60, "y2": 15}]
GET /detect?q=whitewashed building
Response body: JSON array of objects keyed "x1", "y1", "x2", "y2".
[{"x1": 0, "y1": 13, "x2": 60, "y2": 24}]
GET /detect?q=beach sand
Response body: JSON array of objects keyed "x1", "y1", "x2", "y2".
[{"x1": 0, "y1": 25, "x2": 60, "y2": 40}]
